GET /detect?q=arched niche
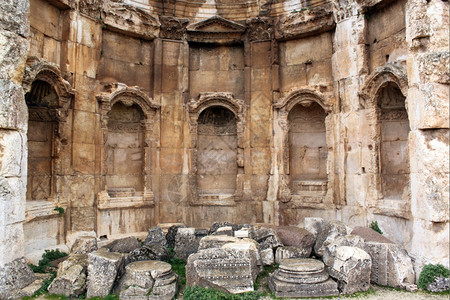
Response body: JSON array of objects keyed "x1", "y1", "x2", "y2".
[
  {"x1": 359, "y1": 64, "x2": 411, "y2": 218},
  {"x1": 274, "y1": 88, "x2": 332, "y2": 206},
  {"x1": 22, "y1": 57, "x2": 74, "y2": 207},
  {"x1": 22, "y1": 57, "x2": 74, "y2": 253},
  {"x1": 96, "y1": 84, "x2": 160, "y2": 210},
  {"x1": 188, "y1": 92, "x2": 246, "y2": 206}
]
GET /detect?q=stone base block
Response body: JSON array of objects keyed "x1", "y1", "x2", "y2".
[{"x1": 268, "y1": 277, "x2": 339, "y2": 298}]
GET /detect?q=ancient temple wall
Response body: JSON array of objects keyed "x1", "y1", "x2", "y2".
[
  {"x1": 406, "y1": 0, "x2": 449, "y2": 269},
  {"x1": 1, "y1": 0, "x2": 447, "y2": 271},
  {"x1": 0, "y1": 0, "x2": 30, "y2": 266},
  {"x1": 366, "y1": 0, "x2": 407, "y2": 71}
]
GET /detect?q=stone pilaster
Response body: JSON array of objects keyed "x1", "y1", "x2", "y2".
[{"x1": 406, "y1": 0, "x2": 449, "y2": 270}]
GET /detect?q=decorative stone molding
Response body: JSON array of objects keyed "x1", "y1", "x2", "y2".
[
  {"x1": 359, "y1": 65, "x2": 411, "y2": 218},
  {"x1": 101, "y1": 0, "x2": 160, "y2": 40},
  {"x1": 159, "y1": 16, "x2": 189, "y2": 40},
  {"x1": 188, "y1": 92, "x2": 247, "y2": 206},
  {"x1": 247, "y1": 17, "x2": 273, "y2": 42},
  {"x1": 96, "y1": 83, "x2": 160, "y2": 209},
  {"x1": 22, "y1": 56, "x2": 75, "y2": 207},
  {"x1": 359, "y1": 63, "x2": 408, "y2": 109},
  {"x1": 275, "y1": 9, "x2": 335, "y2": 40},
  {"x1": 187, "y1": 16, "x2": 246, "y2": 44},
  {"x1": 274, "y1": 88, "x2": 332, "y2": 206}
]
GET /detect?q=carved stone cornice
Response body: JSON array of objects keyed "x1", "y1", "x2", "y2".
[
  {"x1": 101, "y1": 0, "x2": 160, "y2": 40},
  {"x1": 275, "y1": 9, "x2": 335, "y2": 40},
  {"x1": 246, "y1": 17, "x2": 273, "y2": 42},
  {"x1": 159, "y1": 16, "x2": 189, "y2": 40},
  {"x1": 187, "y1": 16, "x2": 246, "y2": 44}
]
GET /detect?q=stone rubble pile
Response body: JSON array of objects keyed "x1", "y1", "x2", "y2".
[{"x1": 29, "y1": 219, "x2": 422, "y2": 298}]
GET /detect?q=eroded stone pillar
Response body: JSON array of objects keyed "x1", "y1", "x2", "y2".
[
  {"x1": 406, "y1": 0, "x2": 449, "y2": 270},
  {"x1": 0, "y1": 0, "x2": 30, "y2": 267}
]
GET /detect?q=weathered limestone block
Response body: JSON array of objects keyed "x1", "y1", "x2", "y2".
[
  {"x1": 249, "y1": 226, "x2": 283, "y2": 250},
  {"x1": 144, "y1": 226, "x2": 168, "y2": 249},
  {"x1": 275, "y1": 246, "x2": 310, "y2": 264},
  {"x1": 222, "y1": 238, "x2": 262, "y2": 270},
  {"x1": 209, "y1": 222, "x2": 243, "y2": 235},
  {"x1": 186, "y1": 247, "x2": 259, "y2": 294},
  {"x1": 363, "y1": 242, "x2": 415, "y2": 288},
  {"x1": 314, "y1": 220, "x2": 348, "y2": 257},
  {"x1": 271, "y1": 226, "x2": 315, "y2": 250},
  {"x1": 0, "y1": 80, "x2": 28, "y2": 130},
  {"x1": 174, "y1": 228, "x2": 199, "y2": 261},
  {"x1": 211, "y1": 226, "x2": 234, "y2": 236},
  {"x1": 304, "y1": 217, "x2": 324, "y2": 239},
  {"x1": 116, "y1": 261, "x2": 177, "y2": 300},
  {"x1": 268, "y1": 258, "x2": 339, "y2": 298},
  {"x1": 166, "y1": 225, "x2": 187, "y2": 249},
  {"x1": 325, "y1": 246, "x2": 372, "y2": 294},
  {"x1": 86, "y1": 251, "x2": 124, "y2": 298},
  {"x1": 128, "y1": 243, "x2": 170, "y2": 263},
  {"x1": 198, "y1": 235, "x2": 239, "y2": 250},
  {"x1": 71, "y1": 236, "x2": 98, "y2": 254},
  {"x1": 48, "y1": 264, "x2": 86, "y2": 297},
  {"x1": 0, "y1": 257, "x2": 35, "y2": 300},
  {"x1": 322, "y1": 234, "x2": 366, "y2": 266},
  {"x1": 57, "y1": 254, "x2": 88, "y2": 276},
  {"x1": 104, "y1": 237, "x2": 141, "y2": 253},
  {"x1": 260, "y1": 248, "x2": 274, "y2": 266}
]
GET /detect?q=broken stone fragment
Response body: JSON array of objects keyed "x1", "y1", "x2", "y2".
[
  {"x1": 103, "y1": 237, "x2": 141, "y2": 253},
  {"x1": 127, "y1": 243, "x2": 170, "y2": 263},
  {"x1": 0, "y1": 257, "x2": 36, "y2": 300},
  {"x1": 86, "y1": 250, "x2": 124, "y2": 298},
  {"x1": 314, "y1": 220, "x2": 348, "y2": 257},
  {"x1": 211, "y1": 226, "x2": 234, "y2": 236},
  {"x1": 304, "y1": 217, "x2": 325, "y2": 239},
  {"x1": 325, "y1": 246, "x2": 372, "y2": 294},
  {"x1": 71, "y1": 236, "x2": 98, "y2": 255},
  {"x1": 144, "y1": 226, "x2": 168, "y2": 249},
  {"x1": 174, "y1": 227, "x2": 199, "y2": 261},
  {"x1": 275, "y1": 246, "x2": 310, "y2": 264},
  {"x1": 322, "y1": 234, "x2": 365, "y2": 266},
  {"x1": 48, "y1": 264, "x2": 86, "y2": 297},
  {"x1": 363, "y1": 241, "x2": 415, "y2": 288},
  {"x1": 270, "y1": 226, "x2": 315, "y2": 255},
  {"x1": 116, "y1": 260, "x2": 177, "y2": 300},
  {"x1": 260, "y1": 248, "x2": 275, "y2": 266},
  {"x1": 186, "y1": 247, "x2": 259, "y2": 294},
  {"x1": 166, "y1": 224, "x2": 187, "y2": 249},
  {"x1": 198, "y1": 235, "x2": 240, "y2": 250},
  {"x1": 248, "y1": 226, "x2": 283, "y2": 251}
]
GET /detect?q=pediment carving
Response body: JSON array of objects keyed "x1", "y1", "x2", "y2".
[
  {"x1": 187, "y1": 16, "x2": 246, "y2": 44},
  {"x1": 187, "y1": 16, "x2": 246, "y2": 33}
]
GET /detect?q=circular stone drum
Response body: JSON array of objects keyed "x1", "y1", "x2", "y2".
[{"x1": 274, "y1": 258, "x2": 329, "y2": 284}]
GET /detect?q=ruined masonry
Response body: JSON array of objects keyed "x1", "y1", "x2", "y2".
[{"x1": 0, "y1": 0, "x2": 448, "y2": 298}]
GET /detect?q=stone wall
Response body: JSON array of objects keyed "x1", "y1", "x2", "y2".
[
  {"x1": 0, "y1": 0, "x2": 30, "y2": 266},
  {"x1": 0, "y1": 0, "x2": 448, "y2": 275}
]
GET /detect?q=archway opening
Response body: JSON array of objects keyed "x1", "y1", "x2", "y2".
[
  {"x1": 25, "y1": 80, "x2": 58, "y2": 201},
  {"x1": 197, "y1": 106, "x2": 237, "y2": 196},
  {"x1": 288, "y1": 101, "x2": 327, "y2": 194},
  {"x1": 377, "y1": 83, "x2": 410, "y2": 200},
  {"x1": 106, "y1": 102, "x2": 145, "y2": 197}
]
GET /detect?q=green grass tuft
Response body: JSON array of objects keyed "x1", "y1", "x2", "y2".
[{"x1": 369, "y1": 221, "x2": 383, "y2": 235}]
